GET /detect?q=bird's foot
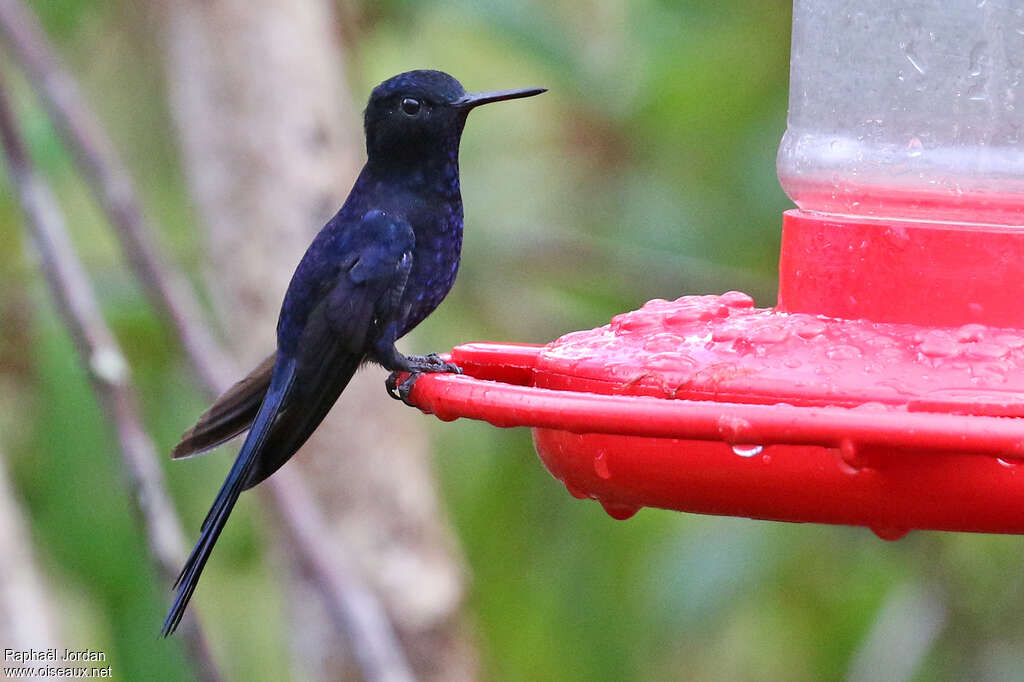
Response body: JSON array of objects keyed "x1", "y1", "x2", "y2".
[
  {"x1": 405, "y1": 353, "x2": 462, "y2": 375},
  {"x1": 385, "y1": 371, "x2": 418, "y2": 405},
  {"x1": 385, "y1": 354, "x2": 461, "y2": 406}
]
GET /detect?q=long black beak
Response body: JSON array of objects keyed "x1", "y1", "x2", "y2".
[{"x1": 454, "y1": 87, "x2": 547, "y2": 109}]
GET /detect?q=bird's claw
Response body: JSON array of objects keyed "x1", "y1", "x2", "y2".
[
  {"x1": 385, "y1": 354, "x2": 462, "y2": 406},
  {"x1": 385, "y1": 371, "x2": 419, "y2": 406}
]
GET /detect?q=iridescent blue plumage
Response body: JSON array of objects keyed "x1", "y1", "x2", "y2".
[{"x1": 162, "y1": 70, "x2": 544, "y2": 635}]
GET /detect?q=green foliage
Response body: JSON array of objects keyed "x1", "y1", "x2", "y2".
[{"x1": 13, "y1": 309, "x2": 195, "y2": 680}]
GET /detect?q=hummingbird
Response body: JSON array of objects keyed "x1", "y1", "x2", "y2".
[{"x1": 162, "y1": 69, "x2": 545, "y2": 635}]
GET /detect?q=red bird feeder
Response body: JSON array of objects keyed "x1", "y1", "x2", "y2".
[{"x1": 405, "y1": 1, "x2": 1024, "y2": 537}]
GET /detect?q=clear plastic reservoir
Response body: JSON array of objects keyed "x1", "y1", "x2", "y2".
[{"x1": 777, "y1": 0, "x2": 1024, "y2": 226}]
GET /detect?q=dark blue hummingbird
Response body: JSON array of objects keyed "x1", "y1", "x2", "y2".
[{"x1": 162, "y1": 70, "x2": 545, "y2": 635}]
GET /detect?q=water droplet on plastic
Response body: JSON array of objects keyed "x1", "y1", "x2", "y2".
[
  {"x1": 965, "y1": 341, "x2": 1009, "y2": 360},
  {"x1": 826, "y1": 345, "x2": 863, "y2": 360},
  {"x1": 796, "y1": 320, "x2": 827, "y2": 339},
  {"x1": 712, "y1": 326, "x2": 741, "y2": 342},
  {"x1": 907, "y1": 137, "x2": 923, "y2": 157},
  {"x1": 997, "y1": 458, "x2": 1020, "y2": 468},
  {"x1": 918, "y1": 330, "x2": 959, "y2": 358},
  {"x1": 814, "y1": 362, "x2": 840, "y2": 376},
  {"x1": 720, "y1": 291, "x2": 755, "y2": 309},
  {"x1": 593, "y1": 451, "x2": 611, "y2": 479},
  {"x1": 996, "y1": 333, "x2": 1024, "y2": 349},
  {"x1": 745, "y1": 324, "x2": 789, "y2": 345},
  {"x1": 973, "y1": 362, "x2": 1007, "y2": 383},
  {"x1": 717, "y1": 415, "x2": 752, "y2": 442},
  {"x1": 732, "y1": 444, "x2": 763, "y2": 458},
  {"x1": 854, "y1": 401, "x2": 890, "y2": 412},
  {"x1": 564, "y1": 483, "x2": 589, "y2": 500},
  {"x1": 600, "y1": 501, "x2": 640, "y2": 521},
  {"x1": 835, "y1": 438, "x2": 864, "y2": 474},
  {"x1": 871, "y1": 527, "x2": 909, "y2": 541},
  {"x1": 956, "y1": 323, "x2": 986, "y2": 342}
]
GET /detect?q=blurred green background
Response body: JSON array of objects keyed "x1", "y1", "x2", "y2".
[{"x1": 3, "y1": 1, "x2": 1023, "y2": 680}]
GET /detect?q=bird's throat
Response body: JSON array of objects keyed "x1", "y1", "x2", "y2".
[{"x1": 368, "y1": 147, "x2": 462, "y2": 200}]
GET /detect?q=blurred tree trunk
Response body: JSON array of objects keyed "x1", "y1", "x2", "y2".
[
  {"x1": 0, "y1": 281, "x2": 61, "y2": 659},
  {"x1": 157, "y1": 1, "x2": 476, "y2": 680},
  {"x1": 0, "y1": 449, "x2": 62, "y2": 660}
]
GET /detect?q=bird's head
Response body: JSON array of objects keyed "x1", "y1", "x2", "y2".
[{"x1": 363, "y1": 70, "x2": 545, "y2": 163}]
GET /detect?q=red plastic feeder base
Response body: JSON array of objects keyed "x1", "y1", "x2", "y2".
[{"x1": 406, "y1": 210, "x2": 1024, "y2": 536}]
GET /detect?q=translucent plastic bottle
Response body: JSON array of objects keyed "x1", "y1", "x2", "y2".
[{"x1": 777, "y1": 0, "x2": 1024, "y2": 226}]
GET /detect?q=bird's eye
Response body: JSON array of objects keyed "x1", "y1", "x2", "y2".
[{"x1": 400, "y1": 98, "x2": 421, "y2": 116}]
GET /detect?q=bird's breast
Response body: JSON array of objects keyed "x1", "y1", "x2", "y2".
[{"x1": 400, "y1": 207, "x2": 463, "y2": 336}]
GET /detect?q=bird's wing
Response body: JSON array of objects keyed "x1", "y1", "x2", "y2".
[
  {"x1": 168, "y1": 210, "x2": 415, "y2": 462},
  {"x1": 240, "y1": 210, "x2": 415, "y2": 489},
  {"x1": 235, "y1": 307, "x2": 363, "y2": 490},
  {"x1": 171, "y1": 353, "x2": 275, "y2": 459},
  {"x1": 163, "y1": 211, "x2": 416, "y2": 635}
]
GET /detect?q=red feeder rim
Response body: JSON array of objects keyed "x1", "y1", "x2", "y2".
[{"x1": 404, "y1": 210, "x2": 1024, "y2": 537}]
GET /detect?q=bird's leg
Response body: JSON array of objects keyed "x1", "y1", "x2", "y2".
[{"x1": 375, "y1": 324, "x2": 461, "y2": 405}]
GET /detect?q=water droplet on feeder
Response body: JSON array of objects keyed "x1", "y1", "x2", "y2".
[
  {"x1": 964, "y1": 341, "x2": 1009, "y2": 360},
  {"x1": 717, "y1": 415, "x2": 753, "y2": 442},
  {"x1": 744, "y1": 324, "x2": 789, "y2": 345},
  {"x1": 600, "y1": 501, "x2": 640, "y2": 520},
  {"x1": 712, "y1": 326, "x2": 742, "y2": 342},
  {"x1": 435, "y1": 409, "x2": 459, "y2": 423},
  {"x1": 593, "y1": 451, "x2": 611, "y2": 479},
  {"x1": 871, "y1": 527, "x2": 909, "y2": 541},
  {"x1": 995, "y1": 333, "x2": 1024, "y2": 349},
  {"x1": 956, "y1": 324, "x2": 986, "y2": 342},
  {"x1": 838, "y1": 438, "x2": 864, "y2": 472},
  {"x1": 732, "y1": 444, "x2": 764, "y2": 458},
  {"x1": 827, "y1": 345, "x2": 863, "y2": 360},
  {"x1": 564, "y1": 483, "x2": 589, "y2": 500},
  {"x1": 918, "y1": 330, "x2": 959, "y2": 358},
  {"x1": 720, "y1": 291, "x2": 754, "y2": 308},
  {"x1": 796, "y1": 319, "x2": 827, "y2": 339}
]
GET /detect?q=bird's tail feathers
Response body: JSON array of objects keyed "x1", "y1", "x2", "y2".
[
  {"x1": 171, "y1": 352, "x2": 275, "y2": 459},
  {"x1": 161, "y1": 356, "x2": 296, "y2": 637}
]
